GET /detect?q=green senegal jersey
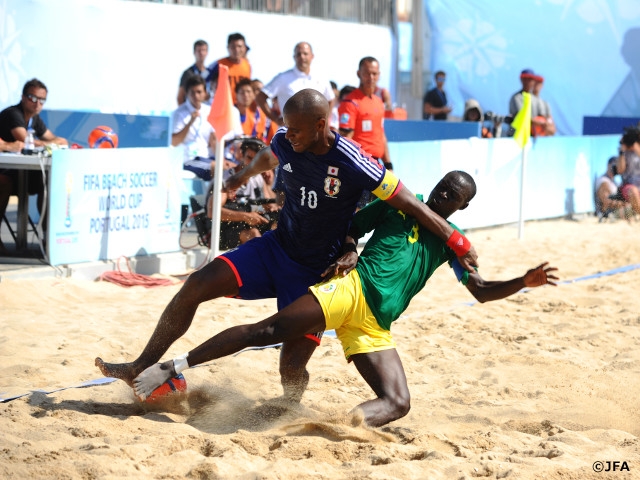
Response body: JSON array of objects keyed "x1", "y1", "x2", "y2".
[{"x1": 352, "y1": 196, "x2": 469, "y2": 330}]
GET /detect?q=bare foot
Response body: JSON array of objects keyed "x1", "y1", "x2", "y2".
[{"x1": 95, "y1": 357, "x2": 139, "y2": 388}]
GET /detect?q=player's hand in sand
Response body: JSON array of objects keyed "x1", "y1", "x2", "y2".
[{"x1": 523, "y1": 262, "x2": 558, "y2": 287}]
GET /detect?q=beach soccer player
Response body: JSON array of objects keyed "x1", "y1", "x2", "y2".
[
  {"x1": 129, "y1": 171, "x2": 557, "y2": 426},
  {"x1": 96, "y1": 89, "x2": 479, "y2": 402}
]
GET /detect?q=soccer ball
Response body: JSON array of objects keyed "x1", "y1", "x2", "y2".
[
  {"x1": 88, "y1": 125, "x2": 118, "y2": 148},
  {"x1": 145, "y1": 374, "x2": 188, "y2": 403}
]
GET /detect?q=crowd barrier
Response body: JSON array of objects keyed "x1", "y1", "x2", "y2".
[
  {"x1": 390, "y1": 134, "x2": 620, "y2": 230},
  {"x1": 27, "y1": 122, "x2": 620, "y2": 265},
  {"x1": 386, "y1": 119, "x2": 481, "y2": 141}
]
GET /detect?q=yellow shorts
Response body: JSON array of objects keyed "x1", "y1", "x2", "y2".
[{"x1": 309, "y1": 269, "x2": 396, "y2": 361}]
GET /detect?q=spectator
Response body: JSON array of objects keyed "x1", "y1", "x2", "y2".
[
  {"x1": 171, "y1": 76, "x2": 218, "y2": 181},
  {"x1": 509, "y1": 69, "x2": 537, "y2": 116},
  {"x1": 251, "y1": 78, "x2": 278, "y2": 143},
  {"x1": 423, "y1": 70, "x2": 451, "y2": 120},
  {"x1": 207, "y1": 138, "x2": 278, "y2": 249},
  {"x1": 594, "y1": 156, "x2": 627, "y2": 221},
  {"x1": 617, "y1": 126, "x2": 640, "y2": 217},
  {"x1": 0, "y1": 78, "x2": 68, "y2": 237},
  {"x1": 256, "y1": 41, "x2": 335, "y2": 127},
  {"x1": 532, "y1": 74, "x2": 556, "y2": 136},
  {"x1": 209, "y1": 33, "x2": 251, "y2": 105},
  {"x1": 338, "y1": 57, "x2": 392, "y2": 172},
  {"x1": 339, "y1": 85, "x2": 356, "y2": 100},
  {"x1": 0, "y1": 79, "x2": 68, "y2": 149},
  {"x1": 177, "y1": 39, "x2": 211, "y2": 106},
  {"x1": 508, "y1": 69, "x2": 549, "y2": 137},
  {"x1": 250, "y1": 78, "x2": 264, "y2": 102},
  {"x1": 235, "y1": 78, "x2": 267, "y2": 142},
  {"x1": 463, "y1": 99, "x2": 493, "y2": 138}
]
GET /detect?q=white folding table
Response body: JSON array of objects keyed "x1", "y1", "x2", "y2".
[{"x1": 0, "y1": 153, "x2": 51, "y2": 252}]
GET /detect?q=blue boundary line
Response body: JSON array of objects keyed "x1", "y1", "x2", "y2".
[{"x1": 3, "y1": 263, "x2": 639, "y2": 404}]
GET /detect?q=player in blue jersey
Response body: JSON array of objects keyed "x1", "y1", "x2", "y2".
[
  {"x1": 130, "y1": 171, "x2": 558, "y2": 426},
  {"x1": 96, "y1": 89, "x2": 479, "y2": 402}
]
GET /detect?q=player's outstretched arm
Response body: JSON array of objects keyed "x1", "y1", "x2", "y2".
[
  {"x1": 384, "y1": 185, "x2": 479, "y2": 271},
  {"x1": 225, "y1": 147, "x2": 278, "y2": 190},
  {"x1": 465, "y1": 262, "x2": 558, "y2": 303}
]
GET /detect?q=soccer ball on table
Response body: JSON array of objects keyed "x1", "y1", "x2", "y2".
[{"x1": 88, "y1": 125, "x2": 118, "y2": 148}]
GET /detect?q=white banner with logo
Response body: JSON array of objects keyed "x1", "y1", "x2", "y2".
[{"x1": 48, "y1": 148, "x2": 183, "y2": 265}]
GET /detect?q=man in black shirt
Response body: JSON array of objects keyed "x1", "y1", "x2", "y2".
[
  {"x1": 423, "y1": 70, "x2": 452, "y2": 120},
  {"x1": 0, "y1": 78, "x2": 67, "y2": 246},
  {"x1": 176, "y1": 39, "x2": 210, "y2": 105}
]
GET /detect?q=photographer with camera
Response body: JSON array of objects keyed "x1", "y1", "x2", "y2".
[
  {"x1": 595, "y1": 156, "x2": 628, "y2": 221},
  {"x1": 616, "y1": 127, "x2": 640, "y2": 218},
  {"x1": 463, "y1": 99, "x2": 493, "y2": 138},
  {"x1": 206, "y1": 137, "x2": 279, "y2": 250}
]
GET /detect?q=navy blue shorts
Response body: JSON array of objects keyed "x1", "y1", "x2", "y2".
[
  {"x1": 218, "y1": 230, "x2": 326, "y2": 343},
  {"x1": 183, "y1": 157, "x2": 214, "y2": 181}
]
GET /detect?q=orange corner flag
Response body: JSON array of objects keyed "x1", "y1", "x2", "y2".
[
  {"x1": 208, "y1": 64, "x2": 235, "y2": 139},
  {"x1": 511, "y1": 91, "x2": 531, "y2": 149}
]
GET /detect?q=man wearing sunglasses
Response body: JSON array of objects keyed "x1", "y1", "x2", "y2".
[
  {"x1": 0, "y1": 78, "x2": 68, "y2": 249},
  {"x1": 0, "y1": 78, "x2": 67, "y2": 149}
]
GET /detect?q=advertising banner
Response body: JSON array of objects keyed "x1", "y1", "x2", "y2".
[{"x1": 48, "y1": 148, "x2": 183, "y2": 265}]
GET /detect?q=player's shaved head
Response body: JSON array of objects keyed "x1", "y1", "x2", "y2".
[
  {"x1": 451, "y1": 170, "x2": 477, "y2": 201},
  {"x1": 427, "y1": 171, "x2": 477, "y2": 219},
  {"x1": 283, "y1": 88, "x2": 329, "y2": 120}
]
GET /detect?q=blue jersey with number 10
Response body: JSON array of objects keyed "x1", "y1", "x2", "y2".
[{"x1": 270, "y1": 128, "x2": 400, "y2": 271}]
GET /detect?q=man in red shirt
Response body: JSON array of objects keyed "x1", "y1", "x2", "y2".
[
  {"x1": 338, "y1": 57, "x2": 392, "y2": 172},
  {"x1": 209, "y1": 33, "x2": 252, "y2": 105}
]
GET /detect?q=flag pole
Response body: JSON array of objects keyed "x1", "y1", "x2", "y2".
[
  {"x1": 518, "y1": 146, "x2": 527, "y2": 239},
  {"x1": 206, "y1": 64, "x2": 236, "y2": 263},
  {"x1": 208, "y1": 131, "x2": 234, "y2": 261},
  {"x1": 510, "y1": 91, "x2": 532, "y2": 240}
]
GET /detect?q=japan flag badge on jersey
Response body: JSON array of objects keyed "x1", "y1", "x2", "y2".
[{"x1": 327, "y1": 166, "x2": 339, "y2": 176}]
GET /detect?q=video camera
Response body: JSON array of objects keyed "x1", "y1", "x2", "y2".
[{"x1": 483, "y1": 111, "x2": 514, "y2": 125}]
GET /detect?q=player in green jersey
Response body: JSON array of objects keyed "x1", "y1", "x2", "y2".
[{"x1": 132, "y1": 170, "x2": 557, "y2": 426}]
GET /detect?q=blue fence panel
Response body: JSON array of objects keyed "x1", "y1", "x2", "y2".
[{"x1": 39, "y1": 110, "x2": 170, "y2": 149}]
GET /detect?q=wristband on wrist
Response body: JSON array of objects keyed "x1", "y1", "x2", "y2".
[
  {"x1": 383, "y1": 161, "x2": 394, "y2": 170},
  {"x1": 446, "y1": 230, "x2": 471, "y2": 256},
  {"x1": 173, "y1": 353, "x2": 190, "y2": 375},
  {"x1": 343, "y1": 242, "x2": 358, "y2": 254}
]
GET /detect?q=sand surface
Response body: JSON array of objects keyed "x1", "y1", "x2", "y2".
[{"x1": 1, "y1": 216, "x2": 639, "y2": 479}]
